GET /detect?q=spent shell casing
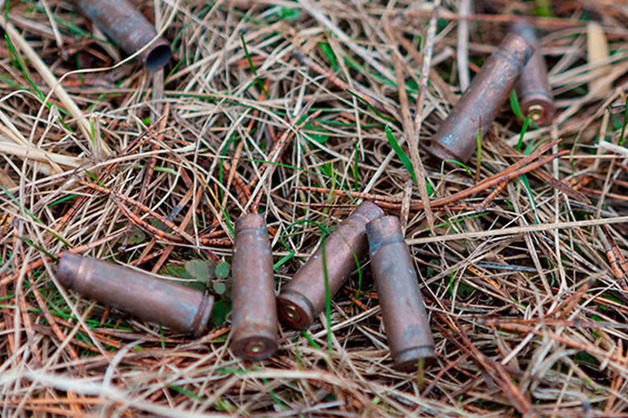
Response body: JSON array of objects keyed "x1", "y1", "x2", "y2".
[
  {"x1": 231, "y1": 214, "x2": 278, "y2": 361},
  {"x1": 366, "y1": 216, "x2": 435, "y2": 371},
  {"x1": 277, "y1": 201, "x2": 385, "y2": 330},
  {"x1": 428, "y1": 32, "x2": 535, "y2": 162},
  {"x1": 71, "y1": 0, "x2": 171, "y2": 70},
  {"x1": 511, "y1": 22, "x2": 556, "y2": 127},
  {"x1": 56, "y1": 253, "x2": 213, "y2": 336}
]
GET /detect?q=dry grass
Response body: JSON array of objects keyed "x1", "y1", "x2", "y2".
[{"x1": 0, "y1": 0, "x2": 627, "y2": 416}]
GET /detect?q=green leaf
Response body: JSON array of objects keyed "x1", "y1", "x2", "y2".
[
  {"x1": 456, "y1": 281, "x2": 474, "y2": 299},
  {"x1": 185, "y1": 260, "x2": 211, "y2": 283},
  {"x1": 385, "y1": 126, "x2": 417, "y2": 184},
  {"x1": 158, "y1": 264, "x2": 191, "y2": 279},
  {"x1": 320, "y1": 162, "x2": 333, "y2": 178},
  {"x1": 215, "y1": 261, "x2": 230, "y2": 280},
  {"x1": 210, "y1": 299, "x2": 231, "y2": 328},
  {"x1": 213, "y1": 282, "x2": 227, "y2": 295},
  {"x1": 125, "y1": 228, "x2": 146, "y2": 245},
  {"x1": 304, "y1": 122, "x2": 329, "y2": 144}
]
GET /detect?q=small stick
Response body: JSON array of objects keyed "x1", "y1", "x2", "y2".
[{"x1": 603, "y1": 225, "x2": 628, "y2": 278}]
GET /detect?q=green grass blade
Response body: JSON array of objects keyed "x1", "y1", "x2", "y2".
[
  {"x1": 517, "y1": 115, "x2": 531, "y2": 152},
  {"x1": 619, "y1": 96, "x2": 628, "y2": 146},
  {"x1": 240, "y1": 34, "x2": 269, "y2": 96},
  {"x1": 385, "y1": 126, "x2": 417, "y2": 184}
]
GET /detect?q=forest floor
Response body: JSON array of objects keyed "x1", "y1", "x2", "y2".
[{"x1": 0, "y1": 0, "x2": 627, "y2": 416}]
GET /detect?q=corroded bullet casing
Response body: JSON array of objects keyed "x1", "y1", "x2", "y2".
[
  {"x1": 56, "y1": 253, "x2": 213, "y2": 336},
  {"x1": 511, "y1": 22, "x2": 556, "y2": 127},
  {"x1": 428, "y1": 33, "x2": 535, "y2": 162},
  {"x1": 231, "y1": 214, "x2": 277, "y2": 361},
  {"x1": 277, "y1": 201, "x2": 385, "y2": 329},
  {"x1": 366, "y1": 216, "x2": 435, "y2": 371},
  {"x1": 71, "y1": 0, "x2": 171, "y2": 70}
]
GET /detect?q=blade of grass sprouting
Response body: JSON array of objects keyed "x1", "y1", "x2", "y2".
[
  {"x1": 218, "y1": 159, "x2": 224, "y2": 201},
  {"x1": 160, "y1": 326, "x2": 166, "y2": 349},
  {"x1": 261, "y1": 377, "x2": 285, "y2": 410},
  {"x1": 449, "y1": 268, "x2": 455, "y2": 299},
  {"x1": 619, "y1": 96, "x2": 628, "y2": 146},
  {"x1": 19, "y1": 236, "x2": 58, "y2": 262},
  {"x1": 445, "y1": 159, "x2": 473, "y2": 177},
  {"x1": 346, "y1": 90, "x2": 397, "y2": 125},
  {"x1": 520, "y1": 141, "x2": 539, "y2": 223},
  {"x1": 222, "y1": 207, "x2": 234, "y2": 236},
  {"x1": 319, "y1": 41, "x2": 338, "y2": 71},
  {"x1": 509, "y1": 91, "x2": 524, "y2": 121},
  {"x1": 2, "y1": 185, "x2": 43, "y2": 224},
  {"x1": 0, "y1": 72, "x2": 21, "y2": 88},
  {"x1": 301, "y1": 330, "x2": 321, "y2": 349},
  {"x1": 273, "y1": 252, "x2": 294, "y2": 271},
  {"x1": 385, "y1": 126, "x2": 417, "y2": 184},
  {"x1": 83, "y1": 169, "x2": 105, "y2": 187},
  {"x1": 240, "y1": 34, "x2": 269, "y2": 96},
  {"x1": 5, "y1": 33, "x2": 46, "y2": 103},
  {"x1": 519, "y1": 173, "x2": 538, "y2": 223},
  {"x1": 517, "y1": 115, "x2": 531, "y2": 152},
  {"x1": 47, "y1": 194, "x2": 79, "y2": 207},
  {"x1": 510, "y1": 91, "x2": 540, "y2": 130},
  {"x1": 168, "y1": 385, "x2": 203, "y2": 401}
]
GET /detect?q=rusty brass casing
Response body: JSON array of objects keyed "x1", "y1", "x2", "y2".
[
  {"x1": 366, "y1": 216, "x2": 435, "y2": 371},
  {"x1": 428, "y1": 32, "x2": 534, "y2": 162},
  {"x1": 71, "y1": 0, "x2": 171, "y2": 70},
  {"x1": 56, "y1": 253, "x2": 213, "y2": 336},
  {"x1": 231, "y1": 214, "x2": 278, "y2": 361},
  {"x1": 277, "y1": 201, "x2": 385, "y2": 329},
  {"x1": 511, "y1": 22, "x2": 556, "y2": 127}
]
